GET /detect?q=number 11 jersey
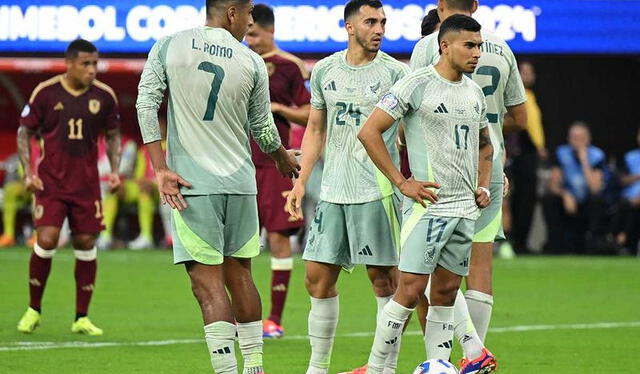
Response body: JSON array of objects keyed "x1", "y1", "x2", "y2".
[{"x1": 136, "y1": 27, "x2": 282, "y2": 196}]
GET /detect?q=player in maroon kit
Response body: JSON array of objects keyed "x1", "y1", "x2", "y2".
[
  {"x1": 245, "y1": 4, "x2": 311, "y2": 338},
  {"x1": 16, "y1": 39, "x2": 122, "y2": 336}
]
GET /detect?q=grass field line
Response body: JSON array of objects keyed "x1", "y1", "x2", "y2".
[{"x1": 2, "y1": 321, "x2": 639, "y2": 352}]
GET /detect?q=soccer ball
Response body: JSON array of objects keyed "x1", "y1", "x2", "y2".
[{"x1": 413, "y1": 359, "x2": 459, "y2": 374}]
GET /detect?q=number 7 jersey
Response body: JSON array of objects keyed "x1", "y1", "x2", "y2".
[
  {"x1": 310, "y1": 50, "x2": 409, "y2": 204},
  {"x1": 137, "y1": 27, "x2": 281, "y2": 195}
]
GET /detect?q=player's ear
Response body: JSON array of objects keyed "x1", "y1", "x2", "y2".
[
  {"x1": 344, "y1": 18, "x2": 355, "y2": 36},
  {"x1": 471, "y1": 1, "x2": 479, "y2": 13},
  {"x1": 227, "y1": 5, "x2": 236, "y2": 24}
]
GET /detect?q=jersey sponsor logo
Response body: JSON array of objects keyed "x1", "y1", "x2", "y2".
[
  {"x1": 323, "y1": 80, "x2": 337, "y2": 91},
  {"x1": 380, "y1": 92, "x2": 399, "y2": 110},
  {"x1": 433, "y1": 103, "x2": 449, "y2": 114},
  {"x1": 89, "y1": 99, "x2": 101, "y2": 114},
  {"x1": 20, "y1": 104, "x2": 30, "y2": 117},
  {"x1": 54, "y1": 102, "x2": 64, "y2": 111}
]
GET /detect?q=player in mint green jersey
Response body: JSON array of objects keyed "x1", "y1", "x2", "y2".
[
  {"x1": 284, "y1": 1, "x2": 417, "y2": 373},
  {"x1": 359, "y1": 15, "x2": 494, "y2": 374},
  {"x1": 136, "y1": 1, "x2": 299, "y2": 373},
  {"x1": 410, "y1": 1, "x2": 527, "y2": 368}
]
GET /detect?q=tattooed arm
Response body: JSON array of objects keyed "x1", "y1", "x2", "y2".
[
  {"x1": 16, "y1": 125, "x2": 43, "y2": 192},
  {"x1": 476, "y1": 126, "x2": 494, "y2": 208},
  {"x1": 105, "y1": 128, "x2": 122, "y2": 193}
]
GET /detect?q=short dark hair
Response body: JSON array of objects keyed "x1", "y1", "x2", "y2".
[
  {"x1": 344, "y1": 0, "x2": 383, "y2": 21},
  {"x1": 65, "y1": 39, "x2": 97, "y2": 59},
  {"x1": 421, "y1": 9, "x2": 440, "y2": 37},
  {"x1": 205, "y1": 0, "x2": 250, "y2": 17},
  {"x1": 252, "y1": 4, "x2": 275, "y2": 28},
  {"x1": 443, "y1": 0, "x2": 476, "y2": 11},
  {"x1": 437, "y1": 14, "x2": 481, "y2": 46}
]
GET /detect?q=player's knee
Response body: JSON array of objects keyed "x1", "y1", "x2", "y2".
[
  {"x1": 304, "y1": 273, "x2": 333, "y2": 298},
  {"x1": 72, "y1": 235, "x2": 96, "y2": 250},
  {"x1": 430, "y1": 281, "x2": 459, "y2": 306},
  {"x1": 368, "y1": 269, "x2": 395, "y2": 297},
  {"x1": 37, "y1": 236, "x2": 58, "y2": 251}
]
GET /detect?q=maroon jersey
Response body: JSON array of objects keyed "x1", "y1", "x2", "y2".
[
  {"x1": 20, "y1": 75, "x2": 120, "y2": 197},
  {"x1": 251, "y1": 50, "x2": 311, "y2": 167}
]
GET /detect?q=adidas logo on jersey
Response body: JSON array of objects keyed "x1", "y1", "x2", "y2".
[
  {"x1": 324, "y1": 81, "x2": 337, "y2": 91},
  {"x1": 54, "y1": 102, "x2": 64, "y2": 111},
  {"x1": 212, "y1": 346, "x2": 232, "y2": 354},
  {"x1": 437, "y1": 340, "x2": 453, "y2": 349},
  {"x1": 434, "y1": 103, "x2": 449, "y2": 113},
  {"x1": 358, "y1": 245, "x2": 373, "y2": 256}
]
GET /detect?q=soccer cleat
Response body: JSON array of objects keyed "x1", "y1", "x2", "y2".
[
  {"x1": 17, "y1": 307, "x2": 41, "y2": 333},
  {"x1": 458, "y1": 348, "x2": 497, "y2": 374},
  {"x1": 128, "y1": 235, "x2": 153, "y2": 251},
  {"x1": 71, "y1": 317, "x2": 104, "y2": 336},
  {"x1": 337, "y1": 364, "x2": 367, "y2": 374},
  {"x1": 262, "y1": 319, "x2": 284, "y2": 339},
  {"x1": 0, "y1": 234, "x2": 16, "y2": 247}
]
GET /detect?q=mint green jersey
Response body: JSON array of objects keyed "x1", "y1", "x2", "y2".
[
  {"x1": 136, "y1": 27, "x2": 281, "y2": 195},
  {"x1": 410, "y1": 30, "x2": 526, "y2": 183},
  {"x1": 310, "y1": 50, "x2": 409, "y2": 204},
  {"x1": 377, "y1": 65, "x2": 488, "y2": 220}
]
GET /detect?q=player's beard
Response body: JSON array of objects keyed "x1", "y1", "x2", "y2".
[{"x1": 356, "y1": 33, "x2": 381, "y2": 53}]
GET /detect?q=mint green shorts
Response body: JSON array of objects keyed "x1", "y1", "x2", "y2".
[
  {"x1": 473, "y1": 181, "x2": 505, "y2": 243},
  {"x1": 172, "y1": 195, "x2": 260, "y2": 265},
  {"x1": 399, "y1": 203, "x2": 474, "y2": 276},
  {"x1": 302, "y1": 195, "x2": 401, "y2": 270}
]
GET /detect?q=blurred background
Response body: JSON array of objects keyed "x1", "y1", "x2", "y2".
[{"x1": 1, "y1": 0, "x2": 639, "y2": 255}]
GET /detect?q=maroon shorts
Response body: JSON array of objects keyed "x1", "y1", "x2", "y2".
[
  {"x1": 33, "y1": 191, "x2": 104, "y2": 234},
  {"x1": 256, "y1": 165, "x2": 304, "y2": 233}
]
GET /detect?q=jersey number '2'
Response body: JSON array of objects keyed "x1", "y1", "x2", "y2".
[{"x1": 198, "y1": 62, "x2": 226, "y2": 121}]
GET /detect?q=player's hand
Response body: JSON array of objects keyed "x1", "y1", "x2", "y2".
[
  {"x1": 275, "y1": 149, "x2": 301, "y2": 179},
  {"x1": 399, "y1": 177, "x2": 440, "y2": 208},
  {"x1": 562, "y1": 190, "x2": 577, "y2": 215},
  {"x1": 503, "y1": 175, "x2": 510, "y2": 197},
  {"x1": 285, "y1": 181, "x2": 305, "y2": 221},
  {"x1": 475, "y1": 187, "x2": 491, "y2": 208},
  {"x1": 155, "y1": 168, "x2": 192, "y2": 211},
  {"x1": 24, "y1": 173, "x2": 44, "y2": 192},
  {"x1": 108, "y1": 173, "x2": 121, "y2": 194},
  {"x1": 271, "y1": 102, "x2": 284, "y2": 114}
]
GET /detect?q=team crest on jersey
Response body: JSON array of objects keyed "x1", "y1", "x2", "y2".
[
  {"x1": 381, "y1": 93, "x2": 399, "y2": 110},
  {"x1": 33, "y1": 204, "x2": 44, "y2": 220},
  {"x1": 21, "y1": 105, "x2": 30, "y2": 118},
  {"x1": 89, "y1": 99, "x2": 101, "y2": 114},
  {"x1": 266, "y1": 62, "x2": 276, "y2": 77}
]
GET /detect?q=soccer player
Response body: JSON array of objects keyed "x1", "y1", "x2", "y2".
[
  {"x1": 245, "y1": 3, "x2": 311, "y2": 338},
  {"x1": 359, "y1": 14, "x2": 494, "y2": 374},
  {"x1": 0, "y1": 155, "x2": 31, "y2": 247},
  {"x1": 136, "y1": 0, "x2": 299, "y2": 373},
  {"x1": 16, "y1": 39, "x2": 122, "y2": 336},
  {"x1": 285, "y1": 1, "x2": 413, "y2": 373},
  {"x1": 421, "y1": 8, "x2": 441, "y2": 37},
  {"x1": 410, "y1": 0, "x2": 527, "y2": 359}
]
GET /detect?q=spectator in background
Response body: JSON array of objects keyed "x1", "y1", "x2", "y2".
[
  {"x1": 0, "y1": 154, "x2": 31, "y2": 247},
  {"x1": 544, "y1": 122, "x2": 608, "y2": 253},
  {"x1": 610, "y1": 127, "x2": 640, "y2": 254},
  {"x1": 508, "y1": 60, "x2": 547, "y2": 253}
]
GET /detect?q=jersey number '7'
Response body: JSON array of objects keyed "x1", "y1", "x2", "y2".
[{"x1": 198, "y1": 61, "x2": 226, "y2": 121}]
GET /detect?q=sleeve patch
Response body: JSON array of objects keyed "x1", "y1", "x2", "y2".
[{"x1": 380, "y1": 93, "x2": 399, "y2": 110}]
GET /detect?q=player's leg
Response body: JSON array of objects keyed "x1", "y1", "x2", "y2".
[
  {"x1": 129, "y1": 180, "x2": 155, "y2": 250},
  {"x1": 97, "y1": 189, "x2": 118, "y2": 250},
  {"x1": 265, "y1": 231, "x2": 294, "y2": 337},
  {"x1": 302, "y1": 201, "x2": 350, "y2": 374},
  {"x1": 173, "y1": 194, "x2": 238, "y2": 373},
  {"x1": 0, "y1": 181, "x2": 27, "y2": 246},
  {"x1": 187, "y1": 261, "x2": 238, "y2": 373}
]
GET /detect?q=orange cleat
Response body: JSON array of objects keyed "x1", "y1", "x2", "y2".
[
  {"x1": 459, "y1": 348, "x2": 497, "y2": 374},
  {"x1": 338, "y1": 364, "x2": 367, "y2": 374},
  {"x1": 0, "y1": 234, "x2": 16, "y2": 247}
]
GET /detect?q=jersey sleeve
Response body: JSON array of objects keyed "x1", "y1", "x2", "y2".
[
  {"x1": 19, "y1": 88, "x2": 46, "y2": 130},
  {"x1": 503, "y1": 47, "x2": 527, "y2": 107},
  {"x1": 309, "y1": 60, "x2": 327, "y2": 110},
  {"x1": 290, "y1": 63, "x2": 311, "y2": 107},
  {"x1": 376, "y1": 73, "x2": 424, "y2": 121},
  {"x1": 248, "y1": 55, "x2": 282, "y2": 154},
  {"x1": 410, "y1": 37, "x2": 436, "y2": 71},
  {"x1": 136, "y1": 36, "x2": 171, "y2": 144}
]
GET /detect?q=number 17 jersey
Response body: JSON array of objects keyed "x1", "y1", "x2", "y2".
[
  {"x1": 310, "y1": 50, "x2": 409, "y2": 204},
  {"x1": 137, "y1": 27, "x2": 281, "y2": 196}
]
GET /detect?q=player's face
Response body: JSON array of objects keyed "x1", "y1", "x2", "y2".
[
  {"x1": 520, "y1": 62, "x2": 536, "y2": 88},
  {"x1": 568, "y1": 126, "x2": 590, "y2": 149},
  {"x1": 441, "y1": 31, "x2": 482, "y2": 74},
  {"x1": 348, "y1": 6, "x2": 386, "y2": 53},
  {"x1": 245, "y1": 22, "x2": 273, "y2": 55},
  {"x1": 66, "y1": 52, "x2": 98, "y2": 88},
  {"x1": 228, "y1": 1, "x2": 254, "y2": 42}
]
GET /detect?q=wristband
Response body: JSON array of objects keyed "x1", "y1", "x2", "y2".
[{"x1": 479, "y1": 186, "x2": 491, "y2": 199}]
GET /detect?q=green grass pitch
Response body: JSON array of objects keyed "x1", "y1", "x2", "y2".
[{"x1": 1, "y1": 247, "x2": 639, "y2": 373}]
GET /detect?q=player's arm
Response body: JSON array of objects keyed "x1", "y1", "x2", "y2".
[
  {"x1": 503, "y1": 103, "x2": 527, "y2": 133},
  {"x1": 16, "y1": 125, "x2": 43, "y2": 192},
  {"x1": 105, "y1": 128, "x2": 122, "y2": 192},
  {"x1": 272, "y1": 103, "x2": 311, "y2": 125},
  {"x1": 284, "y1": 107, "x2": 326, "y2": 220},
  {"x1": 136, "y1": 37, "x2": 192, "y2": 211},
  {"x1": 358, "y1": 108, "x2": 439, "y2": 207},
  {"x1": 476, "y1": 126, "x2": 494, "y2": 208}
]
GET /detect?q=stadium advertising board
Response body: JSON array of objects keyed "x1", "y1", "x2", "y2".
[{"x1": 1, "y1": 1, "x2": 639, "y2": 54}]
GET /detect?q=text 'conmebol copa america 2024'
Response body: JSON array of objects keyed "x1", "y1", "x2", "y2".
[{"x1": 0, "y1": 2, "x2": 538, "y2": 53}]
